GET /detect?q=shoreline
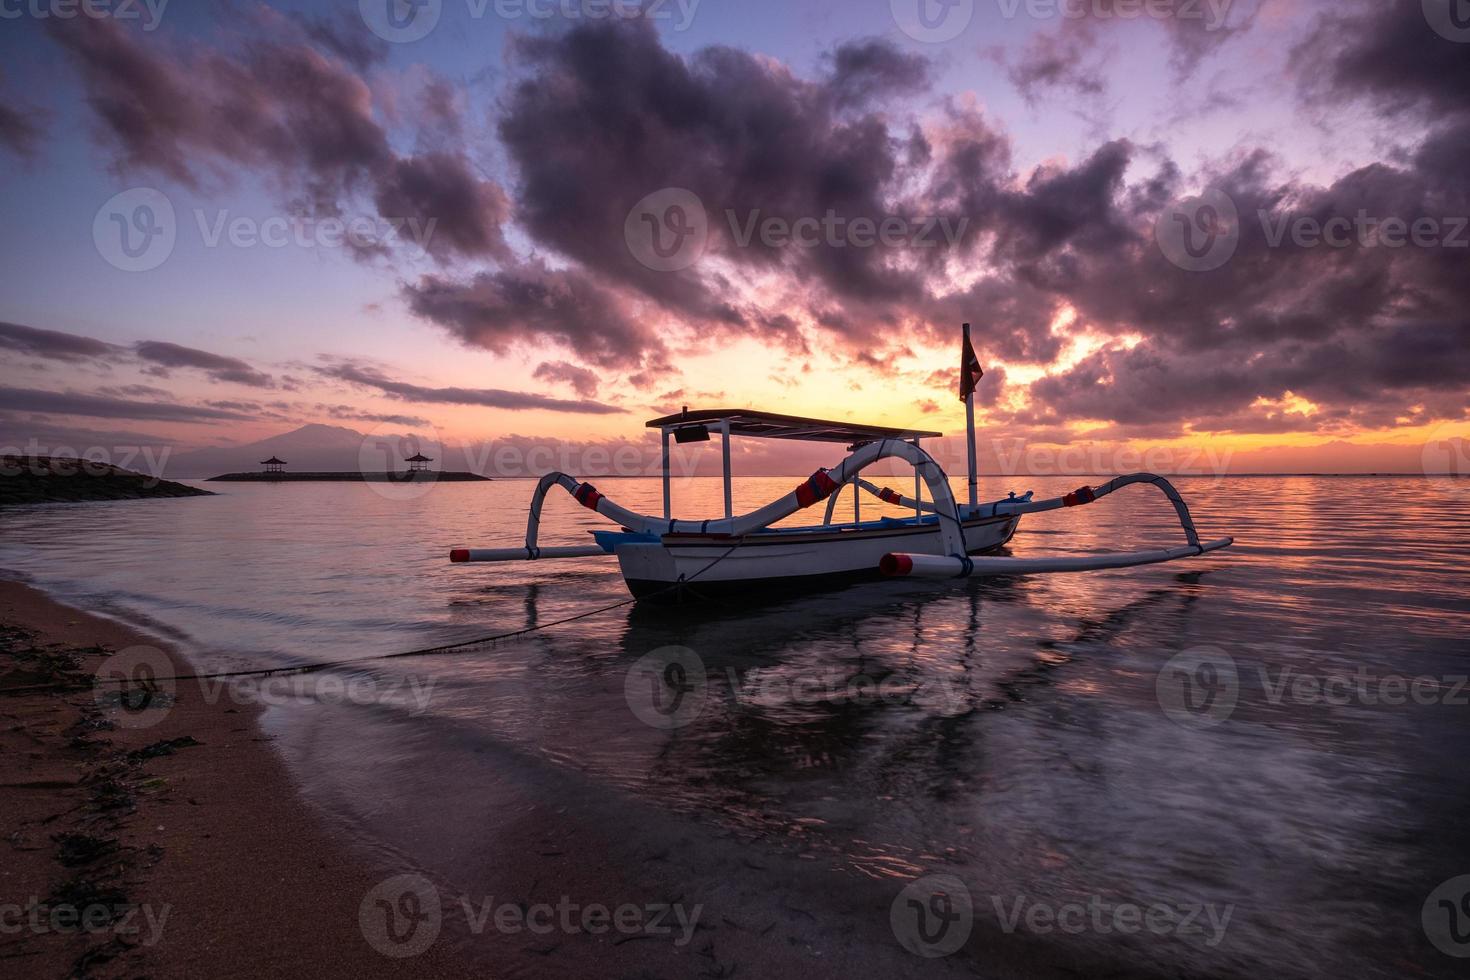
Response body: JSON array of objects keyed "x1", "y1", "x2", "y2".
[
  {"x1": 0, "y1": 576, "x2": 1218, "y2": 979},
  {"x1": 0, "y1": 578, "x2": 474, "y2": 977}
]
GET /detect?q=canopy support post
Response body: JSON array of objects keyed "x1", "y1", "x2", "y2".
[
  {"x1": 720, "y1": 420, "x2": 733, "y2": 519},
  {"x1": 911, "y1": 439, "x2": 922, "y2": 520},
  {"x1": 661, "y1": 429, "x2": 671, "y2": 519}
]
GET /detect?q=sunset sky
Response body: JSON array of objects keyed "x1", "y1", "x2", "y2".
[{"x1": 0, "y1": 0, "x2": 1466, "y2": 474}]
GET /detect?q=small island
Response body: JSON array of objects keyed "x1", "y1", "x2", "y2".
[
  {"x1": 207, "y1": 471, "x2": 490, "y2": 482},
  {"x1": 0, "y1": 456, "x2": 214, "y2": 506},
  {"x1": 207, "y1": 453, "x2": 490, "y2": 482}
]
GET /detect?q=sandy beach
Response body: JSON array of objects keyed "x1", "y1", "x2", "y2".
[{"x1": 0, "y1": 579, "x2": 481, "y2": 978}]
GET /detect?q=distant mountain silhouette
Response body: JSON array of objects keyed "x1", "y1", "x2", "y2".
[{"x1": 166, "y1": 423, "x2": 458, "y2": 478}]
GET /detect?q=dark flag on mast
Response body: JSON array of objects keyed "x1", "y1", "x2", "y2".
[{"x1": 959, "y1": 323, "x2": 983, "y2": 402}]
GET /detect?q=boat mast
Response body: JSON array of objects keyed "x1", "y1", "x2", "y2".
[{"x1": 964, "y1": 322, "x2": 978, "y2": 509}]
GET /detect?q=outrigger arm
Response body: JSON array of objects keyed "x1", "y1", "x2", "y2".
[
  {"x1": 880, "y1": 473, "x2": 1233, "y2": 578},
  {"x1": 451, "y1": 439, "x2": 969, "y2": 563}
]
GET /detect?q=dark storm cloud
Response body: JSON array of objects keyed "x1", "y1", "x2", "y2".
[
  {"x1": 319, "y1": 363, "x2": 624, "y2": 415},
  {"x1": 1292, "y1": 0, "x2": 1470, "y2": 118},
  {"x1": 994, "y1": 28, "x2": 1108, "y2": 102},
  {"x1": 0, "y1": 387, "x2": 255, "y2": 423},
  {"x1": 532, "y1": 361, "x2": 600, "y2": 398},
  {"x1": 0, "y1": 102, "x2": 45, "y2": 160},
  {"x1": 825, "y1": 39, "x2": 930, "y2": 108},
  {"x1": 1003, "y1": 0, "x2": 1266, "y2": 98},
  {"x1": 0, "y1": 68, "x2": 45, "y2": 159},
  {"x1": 0, "y1": 321, "x2": 119, "y2": 362},
  {"x1": 1014, "y1": 140, "x2": 1470, "y2": 428},
  {"x1": 48, "y1": 16, "x2": 506, "y2": 262},
  {"x1": 134, "y1": 341, "x2": 276, "y2": 388},
  {"x1": 373, "y1": 153, "x2": 511, "y2": 261},
  {"x1": 290, "y1": 9, "x2": 389, "y2": 72},
  {"x1": 495, "y1": 21, "x2": 950, "y2": 339},
  {"x1": 402, "y1": 262, "x2": 658, "y2": 370},
  {"x1": 319, "y1": 404, "x2": 432, "y2": 428}
]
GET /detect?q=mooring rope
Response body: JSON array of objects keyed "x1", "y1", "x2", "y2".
[{"x1": 0, "y1": 541, "x2": 745, "y2": 698}]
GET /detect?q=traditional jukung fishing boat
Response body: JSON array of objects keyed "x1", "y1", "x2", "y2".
[{"x1": 450, "y1": 326, "x2": 1233, "y2": 600}]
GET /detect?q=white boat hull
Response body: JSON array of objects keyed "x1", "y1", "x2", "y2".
[{"x1": 615, "y1": 514, "x2": 1019, "y2": 599}]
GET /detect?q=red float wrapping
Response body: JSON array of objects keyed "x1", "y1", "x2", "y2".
[
  {"x1": 794, "y1": 468, "x2": 840, "y2": 508},
  {"x1": 1063, "y1": 485, "x2": 1097, "y2": 507},
  {"x1": 574, "y1": 482, "x2": 604, "y2": 510}
]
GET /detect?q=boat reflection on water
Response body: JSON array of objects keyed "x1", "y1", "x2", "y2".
[{"x1": 605, "y1": 569, "x2": 1208, "y2": 855}]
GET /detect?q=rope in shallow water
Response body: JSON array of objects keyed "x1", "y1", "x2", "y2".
[{"x1": 0, "y1": 542, "x2": 744, "y2": 697}]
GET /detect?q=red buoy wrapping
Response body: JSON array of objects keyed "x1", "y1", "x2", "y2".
[
  {"x1": 879, "y1": 553, "x2": 915, "y2": 577},
  {"x1": 574, "y1": 482, "x2": 604, "y2": 510},
  {"x1": 794, "y1": 469, "x2": 840, "y2": 508},
  {"x1": 450, "y1": 548, "x2": 470, "y2": 563},
  {"x1": 1063, "y1": 485, "x2": 1097, "y2": 507},
  {"x1": 878, "y1": 487, "x2": 902, "y2": 504}
]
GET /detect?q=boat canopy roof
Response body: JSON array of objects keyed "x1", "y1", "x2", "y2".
[{"x1": 645, "y1": 408, "x2": 942, "y2": 444}]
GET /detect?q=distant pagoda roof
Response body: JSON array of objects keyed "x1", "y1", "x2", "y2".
[
  {"x1": 405, "y1": 453, "x2": 433, "y2": 462},
  {"x1": 260, "y1": 456, "x2": 287, "y2": 465}
]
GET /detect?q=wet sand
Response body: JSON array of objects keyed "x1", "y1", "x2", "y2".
[{"x1": 0, "y1": 579, "x2": 475, "y2": 977}]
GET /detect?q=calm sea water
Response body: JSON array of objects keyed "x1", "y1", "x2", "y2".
[{"x1": 3, "y1": 475, "x2": 1467, "y2": 977}]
